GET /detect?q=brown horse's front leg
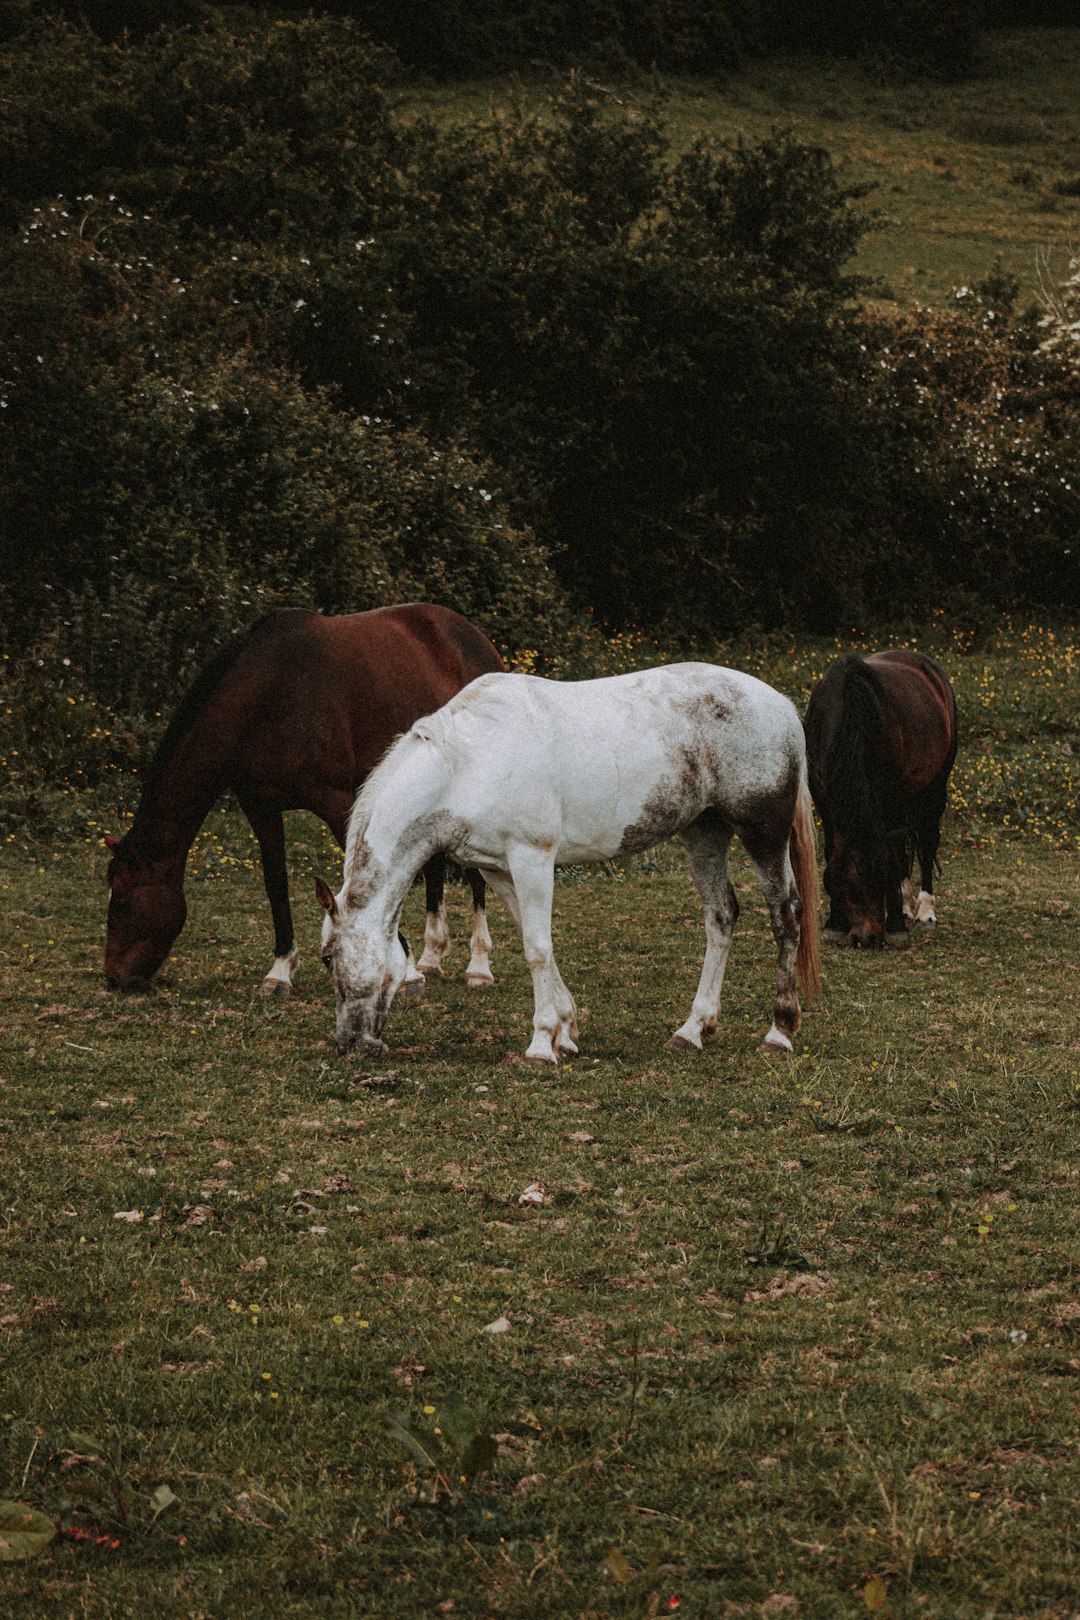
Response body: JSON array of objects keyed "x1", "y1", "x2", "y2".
[{"x1": 240, "y1": 797, "x2": 299, "y2": 995}]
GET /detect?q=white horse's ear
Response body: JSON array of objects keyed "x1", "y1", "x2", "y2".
[{"x1": 315, "y1": 877, "x2": 338, "y2": 917}]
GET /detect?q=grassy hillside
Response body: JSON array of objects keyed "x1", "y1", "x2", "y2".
[{"x1": 408, "y1": 27, "x2": 1080, "y2": 309}]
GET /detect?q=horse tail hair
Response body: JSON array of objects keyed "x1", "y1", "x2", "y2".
[
  {"x1": 790, "y1": 772, "x2": 821, "y2": 1003},
  {"x1": 826, "y1": 656, "x2": 909, "y2": 895}
]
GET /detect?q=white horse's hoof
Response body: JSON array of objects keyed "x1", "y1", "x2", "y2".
[
  {"x1": 466, "y1": 971, "x2": 495, "y2": 988},
  {"x1": 522, "y1": 1050, "x2": 558, "y2": 1067},
  {"x1": 259, "y1": 976, "x2": 292, "y2": 997},
  {"x1": 760, "y1": 1039, "x2": 791, "y2": 1056},
  {"x1": 667, "y1": 1032, "x2": 701, "y2": 1051},
  {"x1": 398, "y1": 977, "x2": 426, "y2": 1001},
  {"x1": 416, "y1": 962, "x2": 442, "y2": 980}
]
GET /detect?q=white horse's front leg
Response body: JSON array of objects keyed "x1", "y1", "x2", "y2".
[{"x1": 502, "y1": 848, "x2": 576, "y2": 1066}]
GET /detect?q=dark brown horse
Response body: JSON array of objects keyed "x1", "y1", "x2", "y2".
[
  {"x1": 104, "y1": 603, "x2": 505, "y2": 992},
  {"x1": 803, "y1": 650, "x2": 957, "y2": 948}
]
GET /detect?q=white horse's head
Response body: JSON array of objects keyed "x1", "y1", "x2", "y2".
[{"x1": 315, "y1": 876, "x2": 408, "y2": 1056}]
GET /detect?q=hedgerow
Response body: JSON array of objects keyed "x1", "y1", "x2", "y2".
[{"x1": 1, "y1": 5, "x2": 1078, "y2": 766}]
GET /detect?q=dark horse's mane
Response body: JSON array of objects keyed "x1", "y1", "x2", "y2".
[
  {"x1": 116, "y1": 613, "x2": 284, "y2": 865},
  {"x1": 822, "y1": 655, "x2": 911, "y2": 893}
]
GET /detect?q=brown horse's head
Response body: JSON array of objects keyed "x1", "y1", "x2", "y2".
[{"x1": 104, "y1": 835, "x2": 187, "y2": 989}]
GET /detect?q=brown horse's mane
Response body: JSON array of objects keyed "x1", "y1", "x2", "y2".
[
  {"x1": 822, "y1": 655, "x2": 911, "y2": 892},
  {"x1": 118, "y1": 613, "x2": 287, "y2": 863}
]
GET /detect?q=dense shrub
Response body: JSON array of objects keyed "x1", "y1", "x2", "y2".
[
  {"x1": 260, "y1": 0, "x2": 985, "y2": 78},
  {"x1": 0, "y1": 196, "x2": 563, "y2": 710},
  {"x1": 858, "y1": 276, "x2": 1080, "y2": 612},
  {"x1": 1, "y1": 3, "x2": 1077, "y2": 727}
]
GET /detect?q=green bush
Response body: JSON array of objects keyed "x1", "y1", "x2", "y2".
[
  {"x1": 1, "y1": 3, "x2": 1077, "y2": 731},
  {"x1": 0, "y1": 197, "x2": 564, "y2": 705}
]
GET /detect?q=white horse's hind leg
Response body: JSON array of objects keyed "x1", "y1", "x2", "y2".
[
  {"x1": 500, "y1": 847, "x2": 576, "y2": 1065},
  {"x1": 670, "y1": 816, "x2": 737, "y2": 1051},
  {"x1": 745, "y1": 840, "x2": 802, "y2": 1053},
  {"x1": 260, "y1": 945, "x2": 299, "y2": 996}
]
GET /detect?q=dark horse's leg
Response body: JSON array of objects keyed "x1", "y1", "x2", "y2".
[
  {"x1": 416, "y1": 856, "x2": 495, "y2": 986},
  {"x1": 465, "y1": 868, "x2": 495, "y2": 987},
  {"x1": 239, "y1": 796, "x2": 300, "y2": 996},
  {"x1": 417, "y1": 852, "x2": 449, "y2": 979},
  {"x1": 910, "y1": 775, "x2": 949, "y2": 927},
  {"x1": 819, "y1": 813, "x2": 848, "y2": 942}
]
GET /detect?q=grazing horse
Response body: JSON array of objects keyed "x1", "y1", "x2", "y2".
[
  {"x1": 104, "y1": 603, "x2": 505, "y2": 992},
  {"x1": 803, "y1": 649, "x2": 957, "y2": 948},
  {"x1": 316, "y1": 664, "x2": 821, "y2": 1064}
]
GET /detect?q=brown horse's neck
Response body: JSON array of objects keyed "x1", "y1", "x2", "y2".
[{"x1": 127, "y1": 707, "x2": 240, "y2": 871}]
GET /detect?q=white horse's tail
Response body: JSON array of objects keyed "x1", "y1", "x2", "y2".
[{"x1": 790, "y1": 776, "x2": 821, "y2": 1003}]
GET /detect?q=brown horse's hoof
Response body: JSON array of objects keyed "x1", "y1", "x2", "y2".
[{"x1": 259, "y1": 976, "x2": 292, "y2": 997}]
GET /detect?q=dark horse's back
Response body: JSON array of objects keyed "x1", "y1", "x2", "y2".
[
  {"x1": 803, "y1": 648, "x2": 957, "y2": 946},
  {"x1": 804, "y1": 648, "x2": 955, "y2": 810}
]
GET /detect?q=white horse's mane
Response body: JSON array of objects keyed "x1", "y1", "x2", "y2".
[{"x1": 344, "y1": 711, "x2": 454, "y2": 851}]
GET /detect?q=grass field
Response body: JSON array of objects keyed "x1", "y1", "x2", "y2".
[
  {"x1": 2, "y1": 621, "x2": 1077, "y2": 1616},
  {"x1": 408, "y1": 27, "x2": 1080, "y2": 311}
]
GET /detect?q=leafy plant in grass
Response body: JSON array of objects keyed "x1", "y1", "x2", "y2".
[
  {"x1": 0, "y1": 1502, "x2": 56, "y2": 1562},
  {"x1": 54, "y1": 1429, "x2": 179, "y2": 1540},
  {"x1": 385, "y1": 1392, "x2": 499, "y2": 1516}
]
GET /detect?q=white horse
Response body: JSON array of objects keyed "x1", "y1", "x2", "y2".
[{"x1": 316, "y1": 665, "x2": 821, "y2": 1064}]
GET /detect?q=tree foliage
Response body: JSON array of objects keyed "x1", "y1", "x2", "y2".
[{"x1": 1, "y1": 2, "x2": 1077, "y2": 740}]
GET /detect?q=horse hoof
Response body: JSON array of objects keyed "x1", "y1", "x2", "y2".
[
  {"x1": 466, "y1": 971, "x2": 495, "y2": 989},
  {"x1": 667, "y1": 1033, "x2": 700, "y2": 1051},
  {"x1": 417, "y1": 963, "x2": 443, "y2": 981},
  {"x1": 259, "y1": 977, "x2": 291, "y2": 997},
  {"x1": 761, "y1": 1038, "x2": 792, "y2": 1056},
  {"x1": 522, "y1": 1051, "x2": 558, "y2": 1067},
  {"x1": 399, "y1": 977, "x2": 426, "y2": 1001}
]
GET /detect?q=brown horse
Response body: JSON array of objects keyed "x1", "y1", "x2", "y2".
[
  {"x1": 803, "y1": 650, "x2": 957, "y2": 948},
  {"x1": 104, "y1": 603, "x2": 505, "y2": 992}
]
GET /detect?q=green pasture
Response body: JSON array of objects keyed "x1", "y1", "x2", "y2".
[
  {"x1": 408, "y1": 26, "x2": 1080, "y2": 309},
  {"x1": 2, "y1": 621, "x2": 1078, "y2": 1616}
]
